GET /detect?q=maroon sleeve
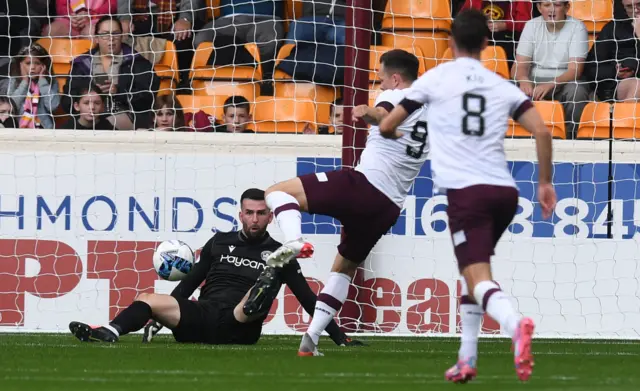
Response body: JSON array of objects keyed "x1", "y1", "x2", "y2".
[
  {"x1": 512, "y1": 99, "x2": 534, "y2": 121},
  {"x1": 399, "y1": 98, "x2": 423, "y2": 116},
  {"x1": 375, "y1": 101, "x2": 395, "y2": 112}
]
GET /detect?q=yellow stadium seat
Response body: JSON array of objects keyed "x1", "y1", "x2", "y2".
[
  {"x1": 576, "y1": 102, "x2": 611, "y2": 139},
  {"x1": 253, "y1": 97, "x2": 318, "y2": 133},
  {"x1": 380, "y1": 31, "x2": 449, "y2": 71},
  {"x1": 154, "y1": 41, "x2": 180, "y2": 95},
  {"x1": 507, "y1": 101, "x2": 567, "y2": 139},
  {"x1": 285, "y1": 0, "x2": 303, "y2": 19},
  {"x1": 273, "y1": 82, "x2": 337, "y2": 128},
  {"x1": 568, "y1": 0, "x2": 612, "y2": 34},
  {"x1": 192, "y1": 80, "x2": 260, "y2": 101},
  {"x1": 441, "y1": 46, "x2": 510, "y2": 79},
  {"x1": 190, "y1": 42, "x2": 262, "y2": 81},
  {"x1": 273, "y1": 44, "x2": 296, "y2": 80},
  {"x1": 382, "y1": 0, "x2": 452, "y2": 31},
  {"x1": 176, "y1": 94, "x2": 229, "y2": 120},
  {"x1": 36, "y1": 38, "x2": 93, "y2": 75},
  {"x1": 369, "y1": 45, "x2": 427, "y2": 85},
  {"x1": 612, "y1": 102, "x2": 640, "y2": 139}
]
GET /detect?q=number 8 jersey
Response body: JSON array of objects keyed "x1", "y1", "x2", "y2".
[
  {"x1": 355, "y1": 87, "x2": 429, "y2": 208},
  {"x1": 400, "y1": 57, "x2": 531, "y2": 193}
]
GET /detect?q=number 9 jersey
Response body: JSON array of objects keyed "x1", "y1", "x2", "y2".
[
  {"x1": 401, "y1": 57, "x2": 531, "y2": 193},
  {"x1": 355, "y1": 88, "x2": 429, "y2": 208}
]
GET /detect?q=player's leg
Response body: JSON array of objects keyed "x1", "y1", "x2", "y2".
[
  {"x1": 298, "y1": 253, "x2": 357, "y2": 356},
  {"x1": 445, "y1": 279, "x2": 482, "y2": 383},
  {"x1": 236, "y1": 266, "x2": 282, "y2": 323},
  {"x1": 264, "y1": 177, "x2": 314, "y2": 266},
  {"x1": 69, "y1": 293, "x2": 180, "y2": 343}
]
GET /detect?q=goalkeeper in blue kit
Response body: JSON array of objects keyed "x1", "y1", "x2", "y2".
[{"x1": 70, "y1": 188, "x2": 362, "y2": 346}]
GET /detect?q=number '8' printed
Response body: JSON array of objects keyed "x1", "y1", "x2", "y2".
[
  {"x1": 406, "y1": 120, "x2": 428, "y2": 159},
  {"x1": 462, "y1": 93, "x2": 486, "y2": 136}
]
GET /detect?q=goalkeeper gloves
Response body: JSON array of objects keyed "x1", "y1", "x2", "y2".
[{"x1": 142, "y1": 320, "x2": 163, "y2": 343}]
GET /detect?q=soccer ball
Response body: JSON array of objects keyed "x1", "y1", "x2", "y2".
[{"x1": 153, "y1": 240, "x2": 195, "y2": 281}]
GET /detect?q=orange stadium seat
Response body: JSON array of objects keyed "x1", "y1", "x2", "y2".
[
  {"x1": 176, "y1": 94, "x2": 228, "y2": 120},
  {"x1": 369, "y1": 88, "x2": 383, "y2": 107},
  {"x1": 205, "y1": 0, "x2": 221, "y2": 22},
  {"x1": 369, "y1": 45, "x2": 427, "y2": 85},
  {"x1": 612, "y1": 102, "x2": 640, "y2": 139},
  {"x1": 154, "y1": 41, "x2": 180, "y2": 95},
  {"x1": 37, "y1": 38, "x2": 93, "y2": 75},
  {"x1": 190, "y1": 42, "x2": 262, "y2": 83},
  {"x1": 507, "y1": 101, "x2": 566, "y2": 139},
  {"x1": 440, "y1": 46, "x2": 510, "y2": 79},
  {"x1": 382, "y1": 0, "x2": 452, "y2": 31},
  {"x1": 568, "y1": 0, "x2": 612, "y2": 34},
  {"x1": 273, "y1": 43, "x2": 296, "y2": 80},
  {"x1": 273, "y1": 82, "x2": 337, "y2": 128},
  {"x1": 285, "y1": 0, "x2": 303, "y2": 19},
  {"x1": 253, "y1": 97, "x2": 319, "y2": 133},
  {"x1": 576, "y1": 102, "x2": 611, "y2": 139},
  {"x1": 190, "y1": 42, "x2": 261, "y2": 96},
  {"x1": 380, "y1": 32, "x2": 449, "y2": 71}
]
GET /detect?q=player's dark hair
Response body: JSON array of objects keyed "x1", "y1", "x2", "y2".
[
  {"x1": 240, "y1": 188, "x2": 265, "y2": 205},
  {"x1": 380, "y1": 49, "x2": 419, "y2": 82},
  {"x1": 223, "y1": 95, "x2": 251, "y2": 114},
  {"x1": 451, "y1": 9, "x2": 491, "y2": 55}
]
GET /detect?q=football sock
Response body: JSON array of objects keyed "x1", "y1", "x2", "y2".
[
  {"x1": 473, "y1": 280, "x2": 521, "y2": 338},
  {"x1": 307, "y1": 272, "x2": 351, "y2": 345},
  {"x1": 109, "y1": 301, "x2": 152, "y2": 336},
  {"x1": 265, "y1": 191, "x2": 302, "y2": 243},
  {"x1": 459, "y1": 295, "x2": 483, "y2": 361}
]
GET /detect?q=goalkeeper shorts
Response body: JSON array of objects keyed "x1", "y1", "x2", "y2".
[{"x1": 171, "y1": 298, "x2": 260, "y2": 345}]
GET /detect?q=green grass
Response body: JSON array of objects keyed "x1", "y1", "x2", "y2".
[{"x1": 0, "y1": 334, "x2": 638, "y2": 391}]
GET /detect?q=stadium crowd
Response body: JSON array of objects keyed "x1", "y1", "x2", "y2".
[{"x1": 0, "y1": 0, "x2": 636, "y2": 138}]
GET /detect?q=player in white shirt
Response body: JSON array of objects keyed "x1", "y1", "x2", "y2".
[
  {"x1": 261, "y1": 49, "x2": 429, "y2": 356},
  {"x1": 380, "y1": 9, "x2": 557, "y2": 384}
]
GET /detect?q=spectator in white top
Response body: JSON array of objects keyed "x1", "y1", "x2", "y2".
[{"x1": 513, "y1": 0, "x2": 590, "y2": 138}]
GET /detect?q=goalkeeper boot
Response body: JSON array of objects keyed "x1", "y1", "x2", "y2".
[
  {"x1": 266, "y1": 239, "x2": 314, "y2": 268},
  {"x1": 445, "y1": 357, "x2": 477, "y2": 383},
  {"x1": 243, "y1": 266, "x2": 282, "y2": 316},
  {"x1": 513, "y1": 317, "x2": 535, "y2": 381},
  {"x1": 298, "y1": 333, "x2": 324, "y2": 357},
  {"x1": 69, "y1": 321, "x2": 118, "y2": 343}
]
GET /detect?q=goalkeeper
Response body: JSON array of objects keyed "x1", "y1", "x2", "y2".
[{"x1": 69, "y1": 188, "x2": 361, "y2": 346}]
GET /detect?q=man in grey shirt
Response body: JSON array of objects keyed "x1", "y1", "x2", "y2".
[{"x1": 513, "y1": 0, "x2": 590, "y2": 138}]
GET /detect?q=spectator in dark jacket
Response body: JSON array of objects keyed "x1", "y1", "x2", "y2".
[
  {"x1": 584, "y1": 0, "x2": 640, "y2": 101},
  {"x1": 286, "y1": 0, "x2": 347, "y2": 45},
  {"x1": 64, "y1": 15, "x2": 159, "y2": 129}
]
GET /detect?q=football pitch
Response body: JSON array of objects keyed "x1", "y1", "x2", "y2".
[{"x1": 1, "y1": 334, "x2": 638, "y2": 391}]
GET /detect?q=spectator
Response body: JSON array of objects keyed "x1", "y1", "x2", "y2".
[
  {"x1": 331, "y1": 98, "x2": 344, "y2": 135},
  {"x1": 459, "y1": 0, "x2": 532, "y2": 64},
  {"x1": 584, "y1": 0, "x2": 640, "y2": 101},
  {"x1": 7, "y1": 43, "x2": 60, "y2": 129},
  {"x1": 214, "y1": 95, "x2": 255, "y2": 133},
  {"x1": 0, "y1": 96, "x2": 18, "y2": 128},
  {"x1": 152, "y1": 94, "x2": 190, "y2": 131},
  {"x1": 194, "y1": 0, "x2": 285, "y2": 80},
  {"x1": 43, "y1": 0, "x2": 117, "y2": 37},
  {"x1": 286, "y1": 0, "x2": 347, "y2": 45},
  {"x1": 514, "y1": 0, "x2": 589, "y2": 138},
  {"x1": 65, "y1": 16, "x2": 159, "y2": 130},
  {"x1": 60, "y1": 81, "x2": 113, "y2": 130},
  {"x1": 124, "y1": 0, "x2": 199, "y2": 88},
  {"x1": 0, "y1": 0, "x2": 50, "y2": 67}
]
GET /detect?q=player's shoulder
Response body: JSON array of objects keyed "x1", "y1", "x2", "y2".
[
  {"x1": 209, "y1": 230, "x2": 238, "y2": 245},
  {"x1": 375, "y1": 88, "x2": 405, "y2": 106}
]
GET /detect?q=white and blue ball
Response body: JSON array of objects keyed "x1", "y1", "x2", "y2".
[{"x1": 153, "y1": 240, "x2": 195, "y2": 281}]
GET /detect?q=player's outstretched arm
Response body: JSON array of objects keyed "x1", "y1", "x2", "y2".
[
  {"x1": 516, "y1": 107, "x2": 557, "y2": 219},
  {"x1": 378, "y1": 104, "x2": 409, "y2": 139},
  {"x1": 170, "y1": 238, "x2": 214, "y2": 299},
  {"x1": 352, "y1": 104, "x2": 389, "y2": 126}
]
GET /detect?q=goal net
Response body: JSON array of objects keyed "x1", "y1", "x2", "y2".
[{"x1": 1, "y1": 0, "x2": 639, "y2": 340}]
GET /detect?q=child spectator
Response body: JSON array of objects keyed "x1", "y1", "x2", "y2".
[
  {"x1": 330, "y1": 98, "x2": 344, "y2": 135},
  {"x1": 215, "y1": 95, "x2": 255, "y2": 133},
  {"x1": 43, "y1": 0, "x2": 117, "y2": 37},
  {"x1": 7, "y1": 43, "x2": 60, "y2": 129},
  {"x1": 0, "y1": 96, "x2": 18, "y2": 128},
  {"x1": 59, "y1": 82, "x2": 113, "y2": 130},
  {"x1": 152, "y1": 95, "x2": 190, "y2": 131}
]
